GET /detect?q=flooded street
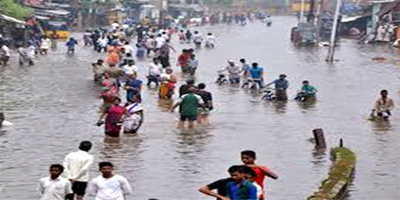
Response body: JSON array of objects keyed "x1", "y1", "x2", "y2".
[{"x1": 1, "y1": 16, "x2": 400, "y2": 199}]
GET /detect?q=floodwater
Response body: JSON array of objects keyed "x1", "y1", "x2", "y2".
[{"x1": 0, "y1": 16, "x2": 400, "y2": 200}]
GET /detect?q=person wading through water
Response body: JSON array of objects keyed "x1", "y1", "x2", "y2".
[
  {"x1": 241, "y1": 150, "x2": 278, "y2": 200},
  {"x1": 97, "y1": 97, "x2": 125, "y2": 137},
  {"x1": 196, "y1": 83, "x2": 213, "y2": 125},
  {"x1": 63, "y1": 141, "x2": 94, "y2": 200},
  {"x1": 39, "y1": 164, "x2": 73, "y2": 200},
  {"x1": 370, "y1": 89, "x2": 394, "y2": 120},
  {"x1": 171, "y1": 87, "x2": 204, "y2": 129}
]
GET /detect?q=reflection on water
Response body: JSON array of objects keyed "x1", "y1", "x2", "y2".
[
  {"x1": 297, "y1": 98, "x2": 317, "y2": 110},
  {"x1": 157, "y1": 99, "x2": 174, "y2": 111},
  {"x1": 174, "y1": 128, "x2": 211, "y2": 176},
  {"x1": 272, "y1": 101, "x2": 287, "y2": 114},
  {"x1": 311, "y1": 149, "x2": 327, "y2": 166},
  {"x1": 370, "y1": 119, "x2": 392, "y2": 132}
]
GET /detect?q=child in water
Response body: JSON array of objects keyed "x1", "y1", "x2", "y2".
[{"x1": 66, "y1": 37, "x2": 78, "y2": 54}]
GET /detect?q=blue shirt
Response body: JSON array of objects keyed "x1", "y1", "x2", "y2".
[
  {"x1": 273, "y1": 79, "x2": 289, "y2": 90},
  {"x1": 226, "y1": 180, "x2": 257, "y2": 200},
  {"x1": 66, "y1": 39, "x2": 76, "y2": 47},
  {"x1": 126, "y1": 79, "x2": 142, "y2": 101},
  {"x1": 189, "y1": 59, "x2": 199, "y2": 68},
  {"x1": 248, "y1": 67, "x2": 263, "y2": 79}
]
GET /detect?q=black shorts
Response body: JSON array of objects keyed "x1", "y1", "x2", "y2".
[
  {"x1": 377, "y1": 110, "x2": 391, "y2": 117},
  {"x1": 72, "y1": 181, "x2": 88, "y2": 196},
  {"x1": 180, "y1": 115, "x2": 197, "y2": 121}
]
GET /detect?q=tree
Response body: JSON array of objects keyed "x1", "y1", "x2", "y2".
[{"x1": 0, "y1": 0, "x2": 32, "y2": 19}]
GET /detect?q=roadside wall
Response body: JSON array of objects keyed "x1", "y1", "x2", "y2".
[{"x1": 307, "y1": 147, "x2": 356, "y2": 200}]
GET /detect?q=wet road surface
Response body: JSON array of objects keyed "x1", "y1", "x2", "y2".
[{"x1": 0, "y1": 16, "x2": 400, "y2": 199}]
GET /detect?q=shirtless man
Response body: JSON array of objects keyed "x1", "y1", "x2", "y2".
[{"x1": 371, "y1": 90, "x2": 394, "y2": 119}]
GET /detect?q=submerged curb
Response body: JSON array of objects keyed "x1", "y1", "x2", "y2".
[{"x1": 307, "y1": 147, "x2": 356, "y2": 200}]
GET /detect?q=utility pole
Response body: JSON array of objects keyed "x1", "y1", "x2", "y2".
[
  {"x1": 316, "y1": 0, "x2": 325, "y2": 42},
  {"x1": 326, "y1": 0, "x2": 341, "y2": 62},
  {"x1": 300, "y1": 0, "x2": 305, "y2": 23}
]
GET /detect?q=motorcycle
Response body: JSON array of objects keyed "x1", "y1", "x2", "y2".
[
  {"x1": 194, "y1": 41, "x2": 202, "y2": 48},
  {"x1": 261, "y1": 88, "x2": 276, "y2": 101},
  {"x1": 216, "y1": 71, "x2": 228, "y2": 85},
  {"x1": 242, "y1": 78, "x2": 263, "y2": 89},
  {"x1": 294, "y1": 92, "x2": 316, "y2": 102}
]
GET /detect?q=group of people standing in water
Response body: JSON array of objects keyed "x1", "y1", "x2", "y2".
[
  {"x1": 220, "y1": 59, "x2": 318, "y2": 101},
  {"x1": 89, "y1": 22, "x2": 218, "y2": 136}
]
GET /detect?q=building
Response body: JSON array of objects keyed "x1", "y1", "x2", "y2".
[
  {"x1": 167, "y1": 0, "x2": 205, "y2": 17},
  {"x1": 231, "y1": 0, "x2": 247, "y2": 9}
]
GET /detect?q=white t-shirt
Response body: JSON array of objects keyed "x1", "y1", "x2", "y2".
[
  {"x1": 156, "y1": 37, "x2": 166, "y2": 48},
  {"x1": 148, "y1": 63, "x2": 161, "y2": 76},
  {"x1": 111, "y1": 23, "x2": 119, "y2": 30},
  {"x1": 63, "y1": 150, "x2": 94, "y2": 182},
  {"x1": 146, "y1": 38, "x2": 156, "y2": 48},
  {"x1": 98, "y1": 38, "x2": 108, "y2": 47},
  {"x1": 2, "y1": 45, "x2": 10, "y2": 56},
  {"x1": 88, "y1": 175, "x2": 132, "y2": 200},
  {"x1": 122, "y1": 64, "x2": 138, "y2": 75},
  {"x1": 194, "y1": 34, "x2": 203, "y2": 43},
  {"x1": 41, "y1": 38, "x2": 51, "y2": 49},
  {"x1": 206, "y1": 35, "x2": 216, "y2": 44},
  {"x1": 39, "y1": 177, "x2": 72, "y2": 200},
  {"x1": 123, "y1": 44, "x2": 134, "y2": 54},
  {"x1": 162, "y1": 34, "x2": 169, "y2": 41}
]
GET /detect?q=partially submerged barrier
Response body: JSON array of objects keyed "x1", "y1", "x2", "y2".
[{"x1": 307, "y1": 147, "x2": 356, "y2": 200}]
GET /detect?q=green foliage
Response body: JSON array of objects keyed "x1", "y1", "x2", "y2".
[
  {"x1": 307, "y1": 148, "x2": 356, "y2": 200},
  {"x1": 0, "y1": 0, "x2": 32, "y2": 19}
]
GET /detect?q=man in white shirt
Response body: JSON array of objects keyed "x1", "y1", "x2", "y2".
[
  {"x1": 205, "y1": 33, "x2": 216, "y2": 48},
  {"x1": 40, "y1": 36, "x2": 51, "y2": 54},
  {"x1": 111, "y1": 21, "x2": 120, "y2": 30},
  {"x1": 123, "y1": 41, "x2": 134, "y2": 55},
  {"x1": 26, "y1": 43, "x2": 36, "y2": 66},
  {"x1": 97, "y1": 36, "x2": 108, "y2": 53},
  {"x1": 193, "y1": 31, "x2": 203, "y2": 46},
  {"x1": 122, "y1": 59, "x2": 138, "y2": 76},
  {"x1": 147, "y1": 58, "x2": 162, "y2": 87},
  {"x1": 39, "y1": 164, "x2": 73, "y2": 200},
  {"x1": 162, "y1": 31, "x2": 169, "y2": 41},
  {"x1": 155, "y1": 34, "x2": 166, "y2": 50},
  {"x1": 63, "y1": 141, "x2": 94, "y2": 200},
  {"x1": 1, "y1": 44, "x2": 10, "y2": 66},
  {"x1": 146, "y1": 35, "x2": 157, "y2": 56},
  {"x1": 87, "y1": 162, "x2": 132, "y2": 200}
]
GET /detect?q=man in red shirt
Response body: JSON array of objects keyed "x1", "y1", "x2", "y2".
[
  {"x1": 241, "y1": 150, "x2": 278, "y2": 199},
  {"x1": 177, "y1": 49, "x2": 190, "y2": 73}
]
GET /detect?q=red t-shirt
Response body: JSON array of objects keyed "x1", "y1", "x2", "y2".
[
  {"x1": 178, "y1": 54, "x2": 189, "y2": 66},
  {"x1": 251, "y1": 165, "x2": 271, "y2": 199}
]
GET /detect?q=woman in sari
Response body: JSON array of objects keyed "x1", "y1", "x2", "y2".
[
  {"x1": 97, "y1": 97, "x2": 125, "y2": 137},
  {"x1": 123, "y1": 95, "x2": 144, "y2": 134},
  {"x1": 159, "y1": 68, "x2": 177, "y2": 99}
]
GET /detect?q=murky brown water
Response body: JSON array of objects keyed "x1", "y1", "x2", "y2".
[{"x1": 0, "y1": 16, "x2": 400, "y2": 200}]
